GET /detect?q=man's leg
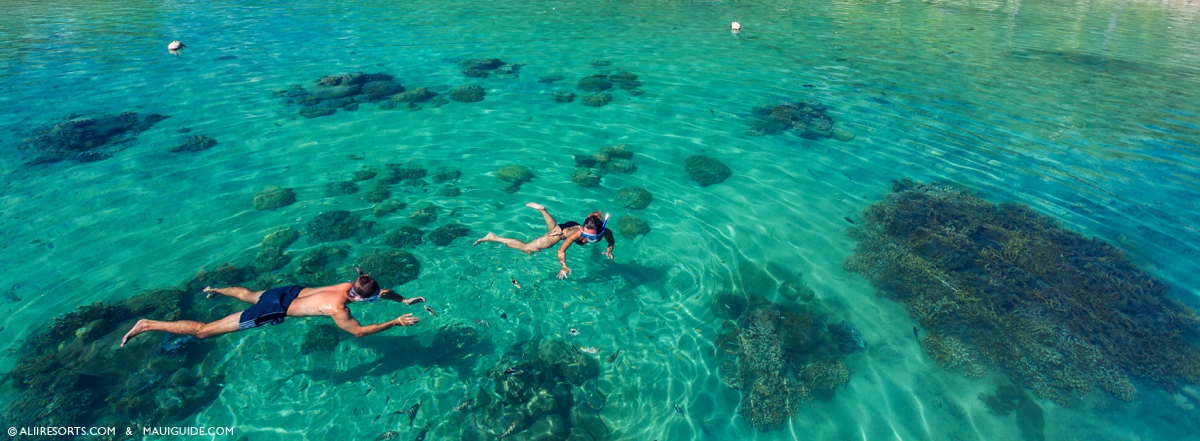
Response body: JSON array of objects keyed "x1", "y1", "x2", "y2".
[
  {"x1": 203, "y1": 286, "x2": 265, "y2": 303},
  {"x1": 121, "y1": 311, "x2": 244, "y2": 347}
]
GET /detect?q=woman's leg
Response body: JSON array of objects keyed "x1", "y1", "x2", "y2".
[{"x1": 526, "y1": 202, "x2": 558, "y2": 233}]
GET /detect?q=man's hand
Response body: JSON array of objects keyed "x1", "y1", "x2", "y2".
[
  {"x1": 394, "y1": 313, "x2": 419, "y2": 327},
  {"x1": 603, "y1": 249, "x2": 614, "y2": 259},
  {"x1": 403, "y1": 296, "x2": 426, "y2": 306},
  {"x1": 557, "y1": 267, "x2": 572, "y2": 279}
]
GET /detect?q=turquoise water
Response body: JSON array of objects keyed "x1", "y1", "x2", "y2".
[{"x1": 2, "y1": 0, "x2": 1199, "y2": 439}]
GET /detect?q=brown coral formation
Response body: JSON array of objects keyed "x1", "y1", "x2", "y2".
[
  {"x1": 846, "y1": 180, "x2": 1200, "y2": 405},
  {"x1": 715, "y1": 300, "x2": 851, "y2": 431}
]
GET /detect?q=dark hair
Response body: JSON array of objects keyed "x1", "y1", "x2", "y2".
[
  {"x1": 582, "y1": 211, "x2": 604, "y2": 231},
  {"x1": 353, "y1": 267, "x2": 380, "y2": 297}
]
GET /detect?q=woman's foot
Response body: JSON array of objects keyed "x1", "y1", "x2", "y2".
[
  {"x1": 473, "y1": 232, "x2": 497, "y2": 246},
  {"x1": 525, "y1": 202, "x2": 545, "y2": 211},
  {"x1": 121, "y1": 319, "x2": 150, "y2": 347}
]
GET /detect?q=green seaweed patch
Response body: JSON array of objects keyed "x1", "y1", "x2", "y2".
[{"x1": 846, "y1": 179, "x2": 1200, "y2": 405}]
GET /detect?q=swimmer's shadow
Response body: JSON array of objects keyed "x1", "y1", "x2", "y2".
[{"x1": 315, "y1": 327, "x2": 496, "y2": 384}]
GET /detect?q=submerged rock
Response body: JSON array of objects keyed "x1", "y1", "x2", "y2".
[
  {"x1": 169, "y1": 135, "x2": 217, "y2": 153},
  {"x1": 497, "y1": 165, "x2": 534, "y2": 193},
  {"x1": 449, "y1": 85, "x2": 486, "y2": 103},
  {"x1": 300, "y1": 325, "x2": 341, "y2": 355},
  {"x1": 24, "y1": 112, "x2": 170, "y2": 164},
  {"x1": 684, "y1": 155, "x2": 731, "y2": 187},
  {"x1": 571, "y1": 168, "x2": 602, "y2": 188},
  {"x1": 614, "y1": 187, "x2": 652, "y2": 210},
  {"x1": 253, "y1": 186, "x2": 296, "y2": 210},
  {"x1": 262, "y1": 227, "x2": 300, "y2": 248},
  {"x1": 428, "y1": 223, "x2": 472, "y2": 246},
  {"x1": 554, "y1": 90, "x2": 576, "y2": 103},
  {"x1": 617, "y1": 215, "x2": 650, "y2": 238},
  {"x1": 357, "y1": 250, "x2": 421, "y2": 287},
  {"x1": 581, "y1": 93, "x2": 612, "y2": 107}
]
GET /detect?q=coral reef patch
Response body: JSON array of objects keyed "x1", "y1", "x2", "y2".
[
  {"x1": 617, "y1": 215, "x2": 650, "y2": 238},
  {"x1": 305, "y1": 210, "x2": 373, "y2": 242},
  {"x1": 275, "y1": 72, "x2": 402, "y2": 118},
  {"x1": 169, "y1": 135, "x2": 217, "y2": 153},
  {"x1": 356, "y1": 250, "x2": 421, "y2": 287},
  {"x1": 253, "y1": 186, "x2": 296, "y2": 210},
  {"x1": 745, "y1": 100, "x2": 846, "y2": 140},
  {"x1": 497, "y1": 165, "x2": 534, "y2": 193},
  {"x1": 613, "y1": 187, "x2": 652, "y2": 210},
  {"x1": 715, "y1": 299, "x2": 851, "y2": 431},
  {"x1": 23, "y1": 112, "x2": 170, "y2": 164},
  {"x1": 449, "y1": 85, "x2": 486, "y2": 103},
  {"x1": 846, "y1": 180, "x2": 1200, "y2": 404},
  {"x1": 428, "y1": 223, "x2": 471, "y2": 246},
  {"x1": 684, "y1": 155, "x2": 731, "y2": 187}
]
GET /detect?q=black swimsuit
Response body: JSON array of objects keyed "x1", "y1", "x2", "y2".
[
  {"x1": 558, "y1": 221, "x2": 589, "y2": 245},
  {"x1": 239, "y1": 285, "x2": 304, "y2": 330}
]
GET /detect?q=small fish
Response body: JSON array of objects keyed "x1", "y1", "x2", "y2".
[
  {"x1": 500, "y1": 420, "x2": 521, "y2": 438},
  {"x1": 674, "y1": 403, "x2": 684, "y2": 415},
  {"x1": 607, "y1": 349, "x2": 621, "y2": 363},
  {"x1": 473, "y1": 318, "x2": 490, "y2": 328},
  {"x1": 571, "y1": 345, "x2": 580, "y2": 355},
  {"x1": 354, "y1": 408, "x2": 360, "y2": 415},
  {"x1": 578, "y1": 346, "x2": 600, "y2": 355},
  {"x1": 374, "y1": 430, "x2": 398, "y2": 441},
  {"x1": 406, "y1": 402, "x2": 420, "y2": 426},
  {"x1": 844, "y1": 217, "x2": 856, "y2": 224},
  {"x1": 425, "y1": 306, "x2": 438, "y2": 317},
  {"x1": 414, "y1": 423, "x2": 431, "y2": 441},
  {"x1": 454, "y1": 398, "x2": 473, "y2": 411},
  {"x1": 913, "y1": 326, "x2": 920, "y2": 340},
  {"x1": 511, "y1": 278, "x2": 522, "y2": 289},
  {"x1": 373, "y1": 414, "x2": 381, "y2": 422},
  {"x1": 385, "y1": 396, "x2": 390, "y2": 405},
  {"x1": 803, "y1": 84, "x2": 815, "y2": 88},
  {"x1": 363, "y1": 388, "x2": 372, "y2": 396},
  {"x1": 569, "y1": 328, "x2": 579, "y2": 336},
  {"x1": 500, "y1": 312, "x2": 508, "y2": 320}
]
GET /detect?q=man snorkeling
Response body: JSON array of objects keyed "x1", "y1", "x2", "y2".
[
  {"x1": 472, "y1": 202, "x2": 615, "y2": 279},
  {"x1": 121, "y1": 268, "x2": 424, "y2": 346}
]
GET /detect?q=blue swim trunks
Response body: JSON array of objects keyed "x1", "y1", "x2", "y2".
[{"x1": 238, "y1": 285, "x2": 305, "y2": 330}]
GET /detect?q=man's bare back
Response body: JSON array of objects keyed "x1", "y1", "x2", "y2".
[{"x1": 121, "y1": 277, "x2": 424, "y2": 347}]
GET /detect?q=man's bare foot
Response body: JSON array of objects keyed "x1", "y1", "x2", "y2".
[
  {"x1": 121, "y1": 319, "x2": 150, "y2": 347},
  {"x1": 473, "y1": 233, "x2": 497, "y2": 246},
  {"x1": 203, "y1": 286, "x2": 217, "y2": 299},
  {"x1": 525, "y1": 202, "x2": 545, "y2": 211}
]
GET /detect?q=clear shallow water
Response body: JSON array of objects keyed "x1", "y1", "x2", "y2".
[{"x1": 1, "y1": 0, "x2": 1199, "y2": 439}]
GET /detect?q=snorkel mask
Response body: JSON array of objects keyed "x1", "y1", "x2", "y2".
[
  {"x1": 349, "y1": 267, "x2": 381, "y2": 302},
  {"x1": 580, "y1": 213, "x2": 609, "y2": 242}
]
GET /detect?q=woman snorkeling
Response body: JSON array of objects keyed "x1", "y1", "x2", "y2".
[{"x1": 473, "y1": 203, "x2": 615, "y2": 279}]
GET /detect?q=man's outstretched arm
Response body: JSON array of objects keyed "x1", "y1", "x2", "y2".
[{"x1": 330, "y1": 308, "x2": 418, "y2": 338}]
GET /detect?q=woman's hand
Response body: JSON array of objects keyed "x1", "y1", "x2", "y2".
[
  {"x1": 557, "y1": 267, "x2": 572, "y2": 279},
  {"x1": 402, "y1": 296, "x2": 425, "y2": 306},
  {"x1": 603, "y1": 249, "x2": 614, "y2": 259}
]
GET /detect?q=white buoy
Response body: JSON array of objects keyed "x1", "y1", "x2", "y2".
[
  {"x1": 731, "y1": 22, "x2": 742, "y2": 30},
  {"x1": 168, "y1": 40, "x2": 186, "y2": 56}
]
